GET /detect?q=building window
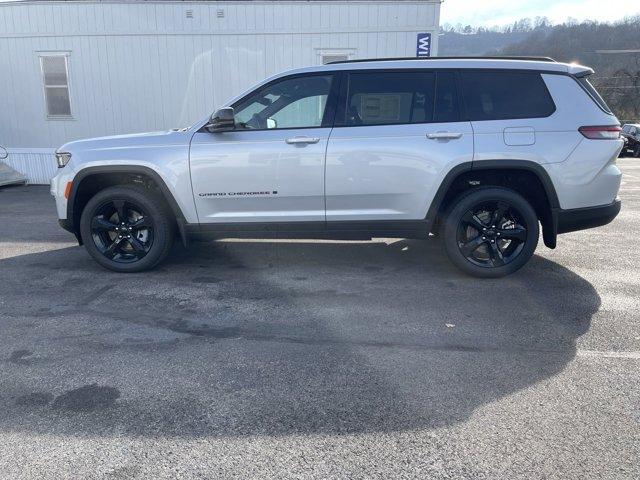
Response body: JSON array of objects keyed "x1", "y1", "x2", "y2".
[
  {"x1": 322, "y1": 54, "x2": 349, "y2": 64},
  {"x1": 317, "y1": 49, "x2": 355, "y2": 65},
  {"x1": 40, "y1": 55, "x2": 72, "y2": 118}
]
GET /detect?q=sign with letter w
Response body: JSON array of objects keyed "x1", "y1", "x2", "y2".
[{"x1": 416, "y1": 33, "x2": 431, "y2": 58}]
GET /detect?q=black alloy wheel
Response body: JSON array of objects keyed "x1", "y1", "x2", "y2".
[
  {"x1": 80, "y1": 185, "x2": 174, "y2": 272},
  {"x1": 443, "y1": 187, "x2": 539, "y2": 278},
  {"x1": 457, "y1": 200, "x2": 527, "y2": 268},
  {"x1": 90, "y1": 199, "x2": 154, "y2": 263}
]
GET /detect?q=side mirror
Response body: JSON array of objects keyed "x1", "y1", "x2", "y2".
[{"x1": 205, "y1": 107, "x2": 235, "y2": 133}]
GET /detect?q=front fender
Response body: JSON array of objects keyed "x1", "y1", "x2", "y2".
[{"x1": 66, "y1": 163, "x2": 197, "y2": 225}]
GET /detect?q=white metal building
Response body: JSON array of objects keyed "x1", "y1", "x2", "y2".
[{"x1": 0, "y1": 0, "x2": 441, "y2": 184}]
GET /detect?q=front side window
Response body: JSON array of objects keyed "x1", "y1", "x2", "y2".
[
  {"x1": 345, "y1": 71, "x2": 436, "y2": 126},
  {"x1": 461, "y1": 70, "x2": 556, "y2": 121},
  {"x1": 40, "y1": 55, "x2": 71, "y2": 117},
  {"x1": 233, "y1": 75, "x2": 334, "y2": 130}
]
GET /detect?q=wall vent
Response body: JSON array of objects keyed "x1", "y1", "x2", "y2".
[
  {"x1": 217, "y1": 9, "x2": 225, "y2": 18},
  {"x1": 186, "y1": 10, "x2": 193, "y2": 19}
]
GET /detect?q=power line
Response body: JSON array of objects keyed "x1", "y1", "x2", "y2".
[{"x1": 595, "y1": 49, "x2": 640, "y2": 54}]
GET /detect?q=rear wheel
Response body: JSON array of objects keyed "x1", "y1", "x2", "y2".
[
  {"x1": 79, "y1": 186, "x2": 174, "y2": 272},
  {"x1": 442, "y1": 187, "x2": 539, "y2": 278},
  {"x1": 634, "y1": 144, "x2": 640, "y2": 158}
]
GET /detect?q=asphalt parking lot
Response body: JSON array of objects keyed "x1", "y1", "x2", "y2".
[{"x1": 0, "y1": 159, "x2": 639, "y2": 479}]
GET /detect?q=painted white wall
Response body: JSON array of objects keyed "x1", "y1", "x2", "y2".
[{"x1": 0, "y1": 0, "x2": 441, "y2": 183}]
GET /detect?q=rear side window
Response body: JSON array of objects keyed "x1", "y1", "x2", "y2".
[
  {"x1": 461, "y1": 71, "x2": 555, "y2": 121},
  {"x1": 434, "y1": 71, "x2": 460, "y2": 122},
  {"x1": 345, "y1": 71, "x2": 436, "y2": 126},
  {"x1": 578, "y1": 77, "x2": 613, "y2": 114},
  {"x1": 342, "y1": 70, "x2": 462, "y2": 126}
]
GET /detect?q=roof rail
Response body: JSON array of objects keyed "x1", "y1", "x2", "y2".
[{"x1": 327, "y1": 56, "x2": 557, "y2": 64}]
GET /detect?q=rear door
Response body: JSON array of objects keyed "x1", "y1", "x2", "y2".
[{"x1": 325, "y1": 69, "x2": 473, "y2": 222}]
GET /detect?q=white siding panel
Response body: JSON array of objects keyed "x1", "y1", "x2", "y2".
[
  {"x1": 4, "y1": 150, "x2": 57, "y2": 185},
  {"x1": 0, "y1": 1, "x2": 440, "y2": 183}
]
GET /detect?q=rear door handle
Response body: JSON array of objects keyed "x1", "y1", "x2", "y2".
[
  {"x1": 285, "y1": 136, "x2": 320, "y2": 145},
  {"x1": 426, "y1": 132, "x2": 463, "y2": 140}
]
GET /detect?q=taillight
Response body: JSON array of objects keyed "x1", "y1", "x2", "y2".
[{"x1": 579, "y1": 125, "x2": 621, "y2": 140}]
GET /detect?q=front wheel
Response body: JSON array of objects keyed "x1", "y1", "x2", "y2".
[
  {"x1": 79, "y1": 185, "x2": 174, "y2": 272},
  {"x1": 442, "y1": 187, "x2": 539, "y2": 278}
]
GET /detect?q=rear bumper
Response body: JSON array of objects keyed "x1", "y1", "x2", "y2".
[{"x1": 556, "y1": 199, "x2": 621, "y2": 235}]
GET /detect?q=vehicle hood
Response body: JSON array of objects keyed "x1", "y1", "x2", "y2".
[{"x1": 57, "y1": 129, "x2": 191, "y2": 154}]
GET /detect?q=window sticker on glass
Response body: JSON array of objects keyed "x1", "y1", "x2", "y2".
[
  {"x1": 361, "y1": 94, "x2": 402, "y2": 122},
  {"x1": 345, "y1": 72, "x2": 436, "y2": 126}
]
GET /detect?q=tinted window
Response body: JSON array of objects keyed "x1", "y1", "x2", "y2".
[
  {"x1": 233, "y1": 75, "x2": 333, "y2": 130},
  {"x1": 434, "y1": 71, "x2": 460, "y2": 122},
  {"x1": 461, "y1": 71, "x2": 555, "y2": 121},
  {"x1": 345, "y1": 71, "x2": 435, "y2": 126},
  {"x1": 578, "y1": 77, "x2": 613, "y2": 114}
]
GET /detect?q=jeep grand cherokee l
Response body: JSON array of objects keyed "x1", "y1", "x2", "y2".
[{"x1": 51, "y1": 57, "x2": 623, "y2": 278}]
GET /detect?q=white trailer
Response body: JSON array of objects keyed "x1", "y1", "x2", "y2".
[{"x1": 0, "y1": 0, "x2": 441, "y2": 183}]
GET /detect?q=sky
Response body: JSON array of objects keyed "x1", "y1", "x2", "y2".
[{"x1": 440, "y1": 0, "x2": 640, "y2": 27}]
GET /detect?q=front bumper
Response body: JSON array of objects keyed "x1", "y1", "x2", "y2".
[
  {"x1": 50, "y1": 169, "x2": 74, "y2": 220},
  {"x1": 556, "y1": 199, "x2": 622, "y2": 235},
  {"x1": 58, "y1": 219, "x2": 75, "y2": 234}
]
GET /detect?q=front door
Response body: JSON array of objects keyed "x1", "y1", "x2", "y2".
[
  {"x1": 190, "y1": 73, "x2": 337, "y2": 224},
  {"x1": 325, "y1": 70, "x2": 473, "y2": 222}
]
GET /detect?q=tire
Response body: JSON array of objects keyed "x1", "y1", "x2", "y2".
[
  {"x1": 634, "y1": 145, "x2": 640, "y2": 158},
  {"x1": 79, "y1": 185, "x2": 175, "y2": 272},
  {"x1": 442, "y1": 187, "x2": 539, "y2": 278}
]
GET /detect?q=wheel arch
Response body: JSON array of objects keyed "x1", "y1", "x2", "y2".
[
  {"x1": 427, "y1": 160, "x2": 560, "y2": 248},
  {"x1": 67, "y1": 165, "x2": 188, "y2": 246}
]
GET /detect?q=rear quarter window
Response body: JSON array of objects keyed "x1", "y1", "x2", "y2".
[
  {"x1": 461, "y1": 70, "x2": 556, "y2": 121},
  {"x1": 577, "y1": 77, "x2": 613, "y2": 115}
]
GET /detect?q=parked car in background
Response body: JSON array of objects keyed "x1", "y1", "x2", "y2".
[
  {"x1": 51, "y1": 57, "x2": 623, "y2": 278},
  {"x1": 621, "y1": 123, "x2": 640, "y2": 157}
]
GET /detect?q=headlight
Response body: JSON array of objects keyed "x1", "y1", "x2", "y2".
[{"x1": 55, "y1": 152, "x2": 72, "y2": 168}]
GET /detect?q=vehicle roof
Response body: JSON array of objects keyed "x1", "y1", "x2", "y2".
[
  {"x1": 280, "y1": 58, "x2": 592, "y2": 77},
  {"x1": 206, "y1": 57, "x2": 595, "y2": 131},
  {"x1": 623, "y1": 123, "x2": 640, "y2": 127}
]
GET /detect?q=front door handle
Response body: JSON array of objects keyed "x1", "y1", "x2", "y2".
[
  {"x1": 285, "y1": 136, "x2": 320, "y2": 145},
  {"x1": 426, "y1": 132, "x2": 463, "y2": 140}
]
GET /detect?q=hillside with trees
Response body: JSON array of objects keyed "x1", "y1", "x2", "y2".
[{"x1": 439, "y1": 17, "x2": 640, "y2": 122}]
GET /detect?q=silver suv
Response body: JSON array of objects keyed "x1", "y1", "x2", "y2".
[{"x1": 51, "y1": 56, "x2": 623, "y2": 277}]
